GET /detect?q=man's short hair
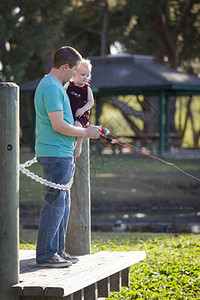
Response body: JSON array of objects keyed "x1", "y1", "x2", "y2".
[{"x1": 53, "y1": 46, "x2": 82, "y2": 69}]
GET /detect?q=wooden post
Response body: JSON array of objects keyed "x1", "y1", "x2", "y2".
[
  {"x1": 159, "y1": 91, "x2": 165, "y2": 156},
  {"x1": 165, "y1": 96, "x2": 170, "y2": 152},
  {"x1": 30, "y1": 93, "x2": 36, "y2": 152},
  {"x1": 0, "y1": 83, "x2": 20, "y2": 300},
  {"x1": 65, "y1": 138, "x2": 91, "y2": 255}
]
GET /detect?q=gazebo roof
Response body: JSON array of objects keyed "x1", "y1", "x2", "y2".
[
  {"x1": 20, "y1": 77, "x2": 42, "y2": 93},
  {"x1": 19, "y1": 54, "x2": 200, "y2": 96},
  {"x1": 89, "y1": 54, "x2": 200, "y2": 96}
]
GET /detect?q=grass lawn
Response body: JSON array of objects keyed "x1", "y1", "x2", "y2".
[
  {"x1": 90, "y1": 153, "x2": 200, "y2": 208},
  {"x1": 20, "y1": 230, "x2": 200, "y2": 299},
  {"x1": 20, "y1": 151, "x2": 200, "y2": 208}
]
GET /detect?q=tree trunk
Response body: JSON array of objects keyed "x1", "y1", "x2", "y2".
[
  {"x1": 168, "y1": 96, "x2": 176, "y2": 132},
  {"x1": 143, "y1": 96, "x2": 159, "y2": 134},
  {"x1": 100, "y1": 1, "x2": 108, "y2": 56}
]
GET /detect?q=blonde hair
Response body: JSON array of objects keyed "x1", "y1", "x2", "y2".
[
  {"x1": 81, "y1": 58, "x2": 92, "y2": 81},
  {"x1": 82, "y1": 58, "x2": 92, "y2": 71}
]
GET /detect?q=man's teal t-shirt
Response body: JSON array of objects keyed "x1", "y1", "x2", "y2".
[{"x1": 34, "y1": 75, "x2": 76, "y2": 157}]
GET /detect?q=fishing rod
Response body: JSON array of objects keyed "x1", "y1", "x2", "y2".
[{"x1": 100, "y1": 128, "x2": 200, "y2": 182}]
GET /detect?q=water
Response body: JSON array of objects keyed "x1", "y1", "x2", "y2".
[
  {"x1": 20, "y1": 205, "x2": 200, "y2": 233},
  {"x1": 91, "y1": 207, "x2": 200, "y2": 233}
]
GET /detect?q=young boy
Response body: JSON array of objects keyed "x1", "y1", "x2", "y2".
[{"x1": 64, "y1": 59, "x2": 94, "y2": 157}]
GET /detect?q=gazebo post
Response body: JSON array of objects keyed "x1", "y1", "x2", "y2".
[
  {"x1": 95, "y1": 96, "x2": 102, "y2": 125},
  {"x1": 159, "y1": 91, "x2": 165, "y2": 156},
  {"x1": 165, "y1": 96, "x2": 170, "y2": 151}
]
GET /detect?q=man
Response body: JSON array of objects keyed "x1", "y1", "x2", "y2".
[{"x1": 34, "y1": 46, "x2": 101, "y2": 267}]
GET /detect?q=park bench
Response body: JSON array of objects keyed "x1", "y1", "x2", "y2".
[
  {"x1": 95, "y1": 133, "x2": 182, "y2": 155},
  {"x1": 12, "y1": 250, "x2": 146, "y2": 300}
]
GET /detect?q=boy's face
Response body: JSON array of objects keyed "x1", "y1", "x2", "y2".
[
  {"x1": 73, "y1": 64, "x2": 90, "y2": 86},
  {"x1": 64, "y1": 61, "x2": 81, "y2": 82}
]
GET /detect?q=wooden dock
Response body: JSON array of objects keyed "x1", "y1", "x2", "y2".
[{"x1": 12, "y1": 250, "x2": 146, "y2": 300}]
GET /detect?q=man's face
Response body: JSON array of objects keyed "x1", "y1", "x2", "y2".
[{"x1": 64, "y1": 61, "x2": 81, "y2": 82}]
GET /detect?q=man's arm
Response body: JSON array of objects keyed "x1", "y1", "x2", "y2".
[{"x1": 48, "y1": 110, "x2": 101, "y2": 139}]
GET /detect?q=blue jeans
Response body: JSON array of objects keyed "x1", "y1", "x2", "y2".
[{"x1": 36, "y1": 157, "x2": 75, "y2": 264}]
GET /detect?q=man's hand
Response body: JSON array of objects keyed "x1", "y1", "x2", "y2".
[{"x1": 85, "y1": 125, "x2": 101, "y2": 139}]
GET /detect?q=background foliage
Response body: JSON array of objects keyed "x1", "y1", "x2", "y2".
[
  {"x1": 1, "y1": 0, "x2": 200, "y2": 82},
  {"x1": 1, "y1": 0, "x2": 200, "y2": 147}
]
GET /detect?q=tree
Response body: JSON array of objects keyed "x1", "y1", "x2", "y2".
[
  {"x1": 111, "y1": 0, "x2": 200, "y2": 143},
  {"x1": 117, "y1": 0, "x2": 200, "y2": 70},
  {"x1": 0, "y1": 0, "x2": 199, "y2": 147},
  {"x1": 62, "y1": 0, "x2": 130, "y2": 57},
  {"x1": 0, "y1": 0, "x2": 72, "y2": 144},
  {"x1": 0, "y1": 0, "x2": 72, "y2": 82}
]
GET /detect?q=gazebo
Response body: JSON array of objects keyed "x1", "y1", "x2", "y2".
[
  {"x1": 20, "y1": 54, "x2": 200, "y2": 155},
  {"x1": 89, "y1": 54, "x2": 200, "y2": 155}
]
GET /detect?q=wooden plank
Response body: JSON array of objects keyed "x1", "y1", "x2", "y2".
[
  {"x1": 20, "y1": 297, "x2": 71, "y2": 300},
  {"x1": 44, "y1": 286, "x2": 65, "y2": 297},
  {"x1": 20, "y1": 256, "x2": 36, "y2": 273},
  {"x1": 110, "y1": 271, "x2": 122, "y2": 292},
  {"x1": 17, "y1": 250, "x2": 145, "y2": 296},
  {"x1": 65, "y1": 296, "x2": 73, "y2": 300},
  {"x1": 55, "y1": 251, "x2": 145, "y2": 296},
  {"x1": 20, "y1": 297, "x2": 43, "y2": 300},
  {"x1": 13, "y1": 250, "x2": 146, "y2": 297},
  {"x1": 73, "y1": 289, "x2": 84, "y2": 300},
  {"x1": 121, "y1": 267, "x2": 130, "y2": 287},
  {"x1": 84, "y1": 282, "x2": 98, "y2": 300},
  {"x1": 13, "y1": 284, "x2": 23, "y2": 296},
  {"x1": 97, "y1": 277, "x2": 110, "y2": 298},
  {"x1": 23, "y1": 286, "x2": 44, "y2": 296}
]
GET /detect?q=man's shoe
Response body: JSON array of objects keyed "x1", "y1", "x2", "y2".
[
  {"x1": 37, "y1": 254, "x2": 72, "y2": 267},
  {"x1": 61, "y1": 252, "x2": 79, "y2": 264}
]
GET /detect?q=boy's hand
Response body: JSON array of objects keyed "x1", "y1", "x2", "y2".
[{"x1": 75, "y1": 108, "x2": 85, "y2": 118}]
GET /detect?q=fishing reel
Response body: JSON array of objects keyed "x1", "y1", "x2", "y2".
[
  {"x1": 100, "y1": 128, "x2": 112, "y2": 142},
  {"x1": 101, "y1": 127, "x2": 109, "y2": 136}
]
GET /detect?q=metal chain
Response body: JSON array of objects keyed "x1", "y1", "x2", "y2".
[{"x1": 19, "y1": 157, "x2": 72, "y2": 190}]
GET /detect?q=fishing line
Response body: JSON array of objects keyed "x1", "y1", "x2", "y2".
[{"x1": 100, "y1": 128, "x2": 200, "y2": 182}]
